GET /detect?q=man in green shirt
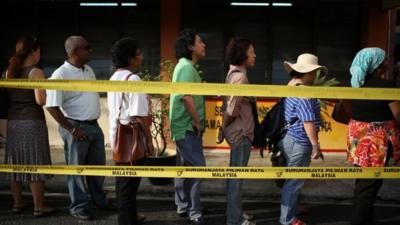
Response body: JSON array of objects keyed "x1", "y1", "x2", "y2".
[{"x1": 169, "y1": 29, "x2": 206, "y2": 225}]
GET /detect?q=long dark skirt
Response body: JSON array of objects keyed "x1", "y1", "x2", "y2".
[{"x1": 5, "y1": 120, "x2": 52, "y2": 182}]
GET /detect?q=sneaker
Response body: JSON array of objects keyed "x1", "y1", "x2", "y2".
[
  {"x1": 190, "y1": 217, "x2": 205, "y2": 225},
  {"x1": 243, "y1": 212, "x2": 255, "y2": 221},
  {"x1": 71, "y1": 210, "x2": 94, "y2": 220},
  {"x1": 291, "y1": 219, "x2": 306, "y2": 225},
  {"x1": 179, "y1": 208, "x2": 207, "y2": 218},
  {"x1": 241, "y1": 219, "x2": 256, "y2": 225}
]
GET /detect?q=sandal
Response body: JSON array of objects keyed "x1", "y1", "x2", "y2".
[
  {"x1": 12, "y1": 205, "x2": 26, "y2": 214},
  {"x1": 137, "y1": 213, "x2": 146, "y2": 222},
  {"x1": 33, "y1": 207, "x2": 56, "y2": 218}
]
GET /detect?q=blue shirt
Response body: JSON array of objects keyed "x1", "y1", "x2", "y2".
[{"x1": 284, "y1": 97, "x2": 321, "y2": 146}]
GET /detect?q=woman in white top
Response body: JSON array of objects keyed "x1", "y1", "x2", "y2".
[{"x1": 107, "y1": 37, "x2": 154, "y2": 225}]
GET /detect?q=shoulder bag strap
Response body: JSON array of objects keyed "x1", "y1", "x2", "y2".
[
  {"x1": 117, "y1": 73, "x2": 134, "y2": 120},
  {"x1": 222, "y1": 69, "x2": 242, "y2": 110}
]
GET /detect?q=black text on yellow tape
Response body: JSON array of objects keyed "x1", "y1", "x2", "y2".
[
  {"x1": 0, "y1": 79, "x2": 399, "y2": 100},
  {"x1": 1, "y1": 165, "x2": 399, "y2": 179}
]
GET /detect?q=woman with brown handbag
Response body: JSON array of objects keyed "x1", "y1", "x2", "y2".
[{"x1": 107, "y1": 37, "x2": 154, "y2": 225}]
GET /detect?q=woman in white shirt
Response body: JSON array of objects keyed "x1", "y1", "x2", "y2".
[{"x1": 107, "y1": 37, "x2": 154, "y2": 225}]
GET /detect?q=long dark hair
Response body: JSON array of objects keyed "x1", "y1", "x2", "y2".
[{"x1": 7, "y1": 36, "x2": 39, "y2": 78}]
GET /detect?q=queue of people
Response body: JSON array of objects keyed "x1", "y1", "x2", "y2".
[{"x1": 1, "y1": 30, "x2": 399, "y2": 225}]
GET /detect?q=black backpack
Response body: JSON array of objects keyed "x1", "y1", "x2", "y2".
[
  {"x1": 261, "y1": 99, "x2": 287, "y2": 143},
  {"x1": 260, "y1": 98, "x2": 297, "y2": 188},
  {"x1": 260, "y1": 98, "x2": 298, "y2": 156}
]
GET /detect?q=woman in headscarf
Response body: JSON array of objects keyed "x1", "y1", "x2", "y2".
[{"x1": 348, "y1": 47, "x2": 400, "y2": 225}]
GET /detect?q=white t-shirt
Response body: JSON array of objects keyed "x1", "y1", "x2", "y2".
[
  {"x1": 107, "y1": 70, "x2": 149, "y2": 150},
  {"x1": 46, "y1": 61, "x2": 101, "y2": 120}
]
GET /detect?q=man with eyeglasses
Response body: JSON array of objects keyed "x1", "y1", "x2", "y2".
[{"x1": 46, "y1": 36, "x2": 113, "y2": 220}]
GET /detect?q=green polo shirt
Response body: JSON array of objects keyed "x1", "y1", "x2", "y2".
[{"x1": 169, "y1": 58, "x2": 205, "y2": 141}]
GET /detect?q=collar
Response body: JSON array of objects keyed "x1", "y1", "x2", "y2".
[
  {"x1": 179, "y1": 57, "x2": 194, "y2": 65},
  {"x1": 229, "y1": 65, "x2": 246, "y2": 74},
  {"x1": 63, "y1": 61, "x2": 86, "y2": 72}
]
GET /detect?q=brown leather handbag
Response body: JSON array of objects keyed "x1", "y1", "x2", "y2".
[
  {"x1": 112, "y1": 73, "x2": 147, "y2": 164},
  {"x1": 331, "y1": 99, "x2": 352, "y2": 125},
  {"x1": 113, "y1": 118, "x2": 147, "y2": 164}
]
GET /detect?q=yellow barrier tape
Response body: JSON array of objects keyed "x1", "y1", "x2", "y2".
[
  {"x1": 1, "y1": 165, "x2": 399, "y2": 179},
  {"x1": 0, "y1": 79, "x2": 399, "y2": 100}
]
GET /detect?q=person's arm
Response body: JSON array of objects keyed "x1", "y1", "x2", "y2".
[
  {"x1": 303, "y1": 121, "x2": 321, "y2": 159},
  {"x1": 223, "y1": 71, "x2": 246, "y2": 127},
  {"x1": 182, "y1": 95, "x2": 201, "y2": 136},
  {"x1": 389, "y1": 101, "x2": 400, "y2": 122},
  {"x1": 221, "y1": 96, "x2": 241, "y2": 130},
  {"x1": 29, "y1": 68, "x2": 46, "y2": 106},
  {"x1": 297, "y1": 98, "x2": 322, "y2": 159},
  {"x1": 46, "y1": 107, "x2": 87, "y2": 141}
]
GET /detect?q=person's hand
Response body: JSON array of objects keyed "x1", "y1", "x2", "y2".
[
  {"x1": 146, "y1": 141, "x2": 154, "y2": 156},
  {"x1": 311, "y1": 143, "x2": 322, "y2": 160},
  {"x1": 192, "y1": 120, "x2": 201, "y2": 137},
  {"x1": 71, "y1": 127, "x2": 88, "y2": 141}
]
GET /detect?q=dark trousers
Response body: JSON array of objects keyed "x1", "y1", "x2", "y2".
[
  {"x1": 352, "y1": 179, "x2": 383, "y2": 225},
  {"x1": 116, "y1": 162, "x2": 142, "y2": 225},
  {"x1": 352, "y1": 142, "x2": 393, "y2": 225}
]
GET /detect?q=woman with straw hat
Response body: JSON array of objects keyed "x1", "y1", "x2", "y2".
[{"x1": 278, "y1": 53, "x2": 325, "y2": 225}]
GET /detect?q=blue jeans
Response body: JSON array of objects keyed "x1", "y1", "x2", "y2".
[
  {"x1": 278, "y1": 134, "x2": 311, "y2": 225},
  {"x1": 59, "y1": 120, "x2": 108, "y2": 214},
  {"x1": 226, "y1": 137, "x2": 252, "y2": 225},
  {"x1": 174, "y1": 131, "x2": 206, "y2": 220}
]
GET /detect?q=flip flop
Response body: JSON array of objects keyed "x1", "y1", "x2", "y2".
[
  {"x1": 137, "y1": 213, "x2": 146, "y2": 223},
  {"x1": 12, "y1": 205, "x2": 26, "y2": 214},
  {"x1": 33, "y1": 207, "x2": 56, "y2": 218}
]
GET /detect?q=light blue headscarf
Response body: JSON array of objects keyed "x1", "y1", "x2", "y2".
[{"x1": 350, "y1": 47, "x2": 386, "y2": 88}]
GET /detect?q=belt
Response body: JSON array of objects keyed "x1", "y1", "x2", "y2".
[{"x1": 67, "y1": 118, "x2": 98, "y2": 125}]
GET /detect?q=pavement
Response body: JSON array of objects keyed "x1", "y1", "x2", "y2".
[{"x1": 0, "y1": 147, "x2": 400, "y2": 225}]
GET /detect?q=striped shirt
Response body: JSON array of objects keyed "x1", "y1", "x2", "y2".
[{"x1": 283, "y1": 97, "x2": 321, "y2": 145}]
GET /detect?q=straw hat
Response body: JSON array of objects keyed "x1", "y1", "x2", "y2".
[{"x1": 283, "y1": 53, "x2": 328, "y2": 75}]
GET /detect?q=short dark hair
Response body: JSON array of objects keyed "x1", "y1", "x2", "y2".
[
  {"x1": 175, "y1": 29, "x2": 198, "y2": 60},
  {"x1": 226, "y1": 37, "x2": 252, "y2": 66},
  {"x1": 111, "y1": 37, "x2": 139, "y2": 69}
]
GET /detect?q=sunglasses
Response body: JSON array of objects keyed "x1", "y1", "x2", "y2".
[{"x1": 78, "y1": 44, "x2": 91, "y2": 51}]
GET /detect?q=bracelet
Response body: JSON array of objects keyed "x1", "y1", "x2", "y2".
[
  {"x1": 70, "y1": 127, "x2": 77, "y2": 135},
  {"x1": 312, "y1": 143, "x2": 320, "y2": 148}
]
